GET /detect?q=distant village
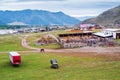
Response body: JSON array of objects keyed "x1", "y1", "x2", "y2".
[{"x1": 0, "y1": 25, "x2": 72, "y2": 35}]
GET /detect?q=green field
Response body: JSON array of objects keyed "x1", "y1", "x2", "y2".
[
  {"x1": 0, "y1": 34, "x2": 30, "y2": 51},
  {"x1": 0, "y1": 52, "x2": 120, "y2": 80},
  {"x1": 0, "y1": 31, "x2": 120, "y2": 80},
  {"x1": 31, "y1": 43, "x2": 61, "y2": 49},
  {"x1": 115, "y1": 39, "x2": 120, "y2": 44},
  {"x1": 27, "y1": 30, "x2": 70, "y2": 49}
]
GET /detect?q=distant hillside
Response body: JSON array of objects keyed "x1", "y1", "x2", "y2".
[
  {"x1": 0, "y1": 9, "x2": 79, "y2": 25},
  {"x1": 8, "y1": 21, "x2": 27, "y2": 25},
  {"x1": 81, "y1": 5, "x2": 120, "y2": 28},
  {"x1": 0, "y1": 20, "x2": 6, "y2": 25},
  {"x1": 77, "y1": 16, "x2": 96, "y2": 21}
]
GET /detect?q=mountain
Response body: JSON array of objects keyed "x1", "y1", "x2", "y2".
[
  {"x1": 81, "y1": 5, "x2": 120, "y2": 28},
  {"x1": 0, "y1": 9, "x2": 79, "y2": 25},
  {"x1": 0, "y1": 20, "x2": 6, "y2": 25},
  {"x1": 77, "y1": 16, "x2": 96, "y2": 21},
  {"x1": 8, "y1": 21, "x2": 27, "y2": 25}
]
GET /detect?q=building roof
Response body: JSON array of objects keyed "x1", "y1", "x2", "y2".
[
  {"x1": 93, "y1": 32, "x2": 112, "y2": 38},
  {"x1": 59, "y1": 31, "x2": 93, "y2": 37},
  {"x1": 104, "y1": 28, "x2": 120, "y2": 32}
]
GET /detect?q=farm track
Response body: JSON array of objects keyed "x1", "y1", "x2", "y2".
[
  {"x1": 0, "y1": 34, "x2": 120, "y2": 54},
  {"x1": 21, "y1": 36, "x2": 120, "y2": 53}
]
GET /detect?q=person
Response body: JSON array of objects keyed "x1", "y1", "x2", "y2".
[{"x1": 40, "y1": 48, "x2": 44, "y2": 52}]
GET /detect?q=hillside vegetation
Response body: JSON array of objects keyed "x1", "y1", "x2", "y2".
[{"x1": 82, "y1": 5, "x2": 120, "y2": 28}]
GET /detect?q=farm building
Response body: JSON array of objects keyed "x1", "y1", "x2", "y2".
[
  {"x1": 58, "y1": 29, "x2": 120, "y2": 48},
  {"x1": 79, "y1": 24, "x2": 101, "y2": 30},
  {"x1": 94, "y1": 29, "x2": 120, "y2": 39},
  {"x1": 58, "y1": 31, "x2": 93, "y2": 48},
  {"x1": 58, "y1": 31, "x2": 93, "y2": 38},
  {"x1": 0, "y1": 30, "x2": 18, "y2": 35},
  {"x1": 113, "y1": 31, "x2": 120, "y2": 39}
]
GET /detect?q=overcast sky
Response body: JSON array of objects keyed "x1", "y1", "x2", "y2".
[{"x1": 0, "y1": 0, "x2": 120, "y2": 17}]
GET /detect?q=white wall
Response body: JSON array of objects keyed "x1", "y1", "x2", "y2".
[{"x1": 113, "y1": 32, "x2": 116, "y2": 39}]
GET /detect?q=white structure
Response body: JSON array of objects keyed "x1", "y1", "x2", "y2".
[
  {"x1": 80, "y1": 24, "x2": 96, "y2": 30},
  {"x1": 0, "y1": 30, "x2": 18, "y2": 35},
  {"x1": 93, "y1": 32, "x2": 112, "y2": 38},
  {"x1": 94, "y1": 28, "x2": 120, "y2": 39},
  {"x1": 113, "y1": 32, "x2": 120, "y2": 39}
]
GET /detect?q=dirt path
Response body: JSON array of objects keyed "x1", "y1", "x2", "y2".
[{"x1": 21, "y1": 35, "x2": 120, "y2": 53}]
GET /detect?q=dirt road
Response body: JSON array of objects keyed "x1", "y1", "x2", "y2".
[{"x1": 21, "y1": 36, "x2": 120, "y2": 53}]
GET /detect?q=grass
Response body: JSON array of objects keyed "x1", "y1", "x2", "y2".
[
  {"x1": 114, "y1": 39, "x2": 120, "y2": 46},
  {"x1": 27, "y1": 30, "x2": 70, "y2": 49},
  {"x1": 115, "y1": 39, "x2": 120, "y2": 44},
  {"x1": 32, "y1": 43, "x2": 61, "y2": 49},
  {"x1": 0, "y1": 34, "x2": 30, "y2": 51},
  {"x1": 27, "y1": 30, "x2": 70, "y2": 42},
  {"x1": 0, "y1": 52, "x2": 119, "y2": 80},
  {"x1": 92, "y1": 29, "x2": 102, "y2": 32}
]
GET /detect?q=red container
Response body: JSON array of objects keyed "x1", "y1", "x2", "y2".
[{"x1": 9, "y1": 52, "x2": 21, "y2": 65}]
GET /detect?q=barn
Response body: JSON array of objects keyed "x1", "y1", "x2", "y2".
[
  {"x1": 58, "y1": 31, "x2": 93, "y2": 48},
  {"x1": 94, "y1": 29, "x2": 120, "y2": 39},
  {"x1": 113, "y1": 31, "x2": 120, "y2": 39}
]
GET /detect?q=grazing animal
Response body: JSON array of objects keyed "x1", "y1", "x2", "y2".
[{"x1": 40, "y1": 49, "x2": 45, "y2": 52}]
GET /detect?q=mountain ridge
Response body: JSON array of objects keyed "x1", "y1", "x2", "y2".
[
  {"x1": 81, "y1": 5, "x2": 120, "y2": 28},
  {"x1": 0, "y1": 9, "x2": 79, "y2": 25}
]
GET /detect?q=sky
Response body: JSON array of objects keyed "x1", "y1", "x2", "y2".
[{"x1": 0, "y1": 0, "x2": 120, "y2": 17}]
